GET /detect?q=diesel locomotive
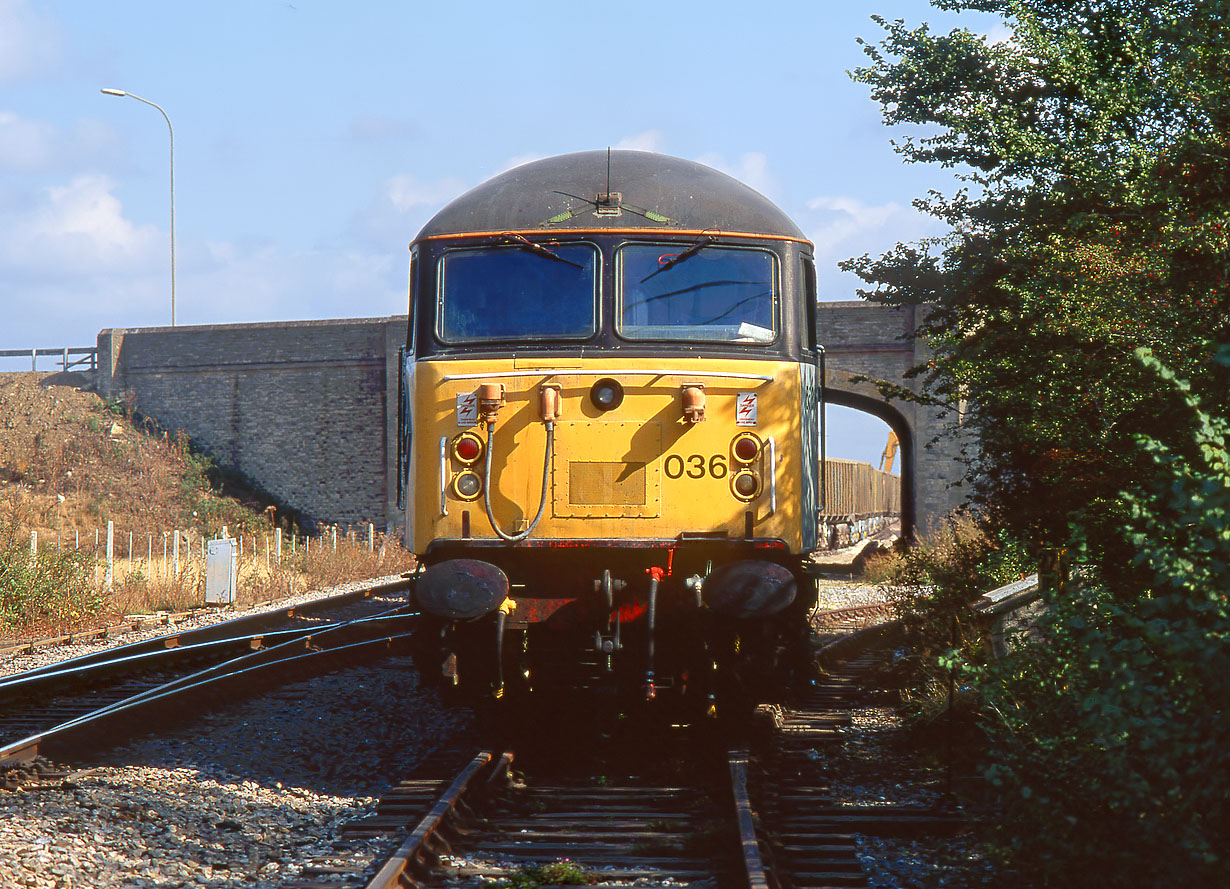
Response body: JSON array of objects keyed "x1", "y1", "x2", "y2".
[{"x1": 398, "y1": 150, "x2": 825, "y2": 715}]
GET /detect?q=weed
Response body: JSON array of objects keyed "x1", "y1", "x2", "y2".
[
  {"x1": 0, "y1": 498, "x2": 101, "y2": 635},
  {"x1": 493, "y1": 860, "x2": 591, "y2": 889}
]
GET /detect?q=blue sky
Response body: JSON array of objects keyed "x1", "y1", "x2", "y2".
[{"x1": 0, "y1": 0, "x2": 1004, "y2": 465}]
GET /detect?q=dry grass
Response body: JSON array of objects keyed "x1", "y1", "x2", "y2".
[{"x1": 0, "y1": 372, "x2": 414, "y2": 641}]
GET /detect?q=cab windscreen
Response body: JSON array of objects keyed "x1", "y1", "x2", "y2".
[{"x1": 438, "y1": 243, "x2": 599, "y2": 342}]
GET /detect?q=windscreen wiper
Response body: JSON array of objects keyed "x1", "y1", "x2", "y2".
[
  {"x1": 640, "y1": 236, "x2": 713, "y2": 283},
  {"x1": 503, "y1": 232, "x2": 584, "y2": 269}
]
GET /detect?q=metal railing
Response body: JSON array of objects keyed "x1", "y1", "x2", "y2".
[{"x1": 0, "y1": 347, "x2": 97, "y2": 373}]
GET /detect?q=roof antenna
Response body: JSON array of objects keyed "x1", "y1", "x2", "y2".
[{"x1": 597, "y1": 147, "x2": 621, "y2": 216}]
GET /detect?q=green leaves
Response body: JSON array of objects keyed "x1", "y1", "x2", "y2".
[
  {"x1": 853, "y1": 2, "x2": 1230, "y2": 883},
  {"x1": 850, "y1": 0, "x2": 1230, "y2": 546}
]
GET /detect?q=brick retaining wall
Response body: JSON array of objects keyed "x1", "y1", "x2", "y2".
[{"x1": 97, "y1": 317, "x2": 407, "y2": 530}]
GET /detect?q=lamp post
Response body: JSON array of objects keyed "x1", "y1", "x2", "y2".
[{"x1": 101, "y1": 88, "x2": 175, "y2": 327}]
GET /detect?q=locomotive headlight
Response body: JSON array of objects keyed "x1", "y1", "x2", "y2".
[
  {"x1": 452, "y1": 432, "x2": 484, "y2": 464},
  {"x1": 590, "y1": 378, "x2": 624, "y2": 412},
  {"x1": 731, "y1": 469, "x2": 761, "y2": 500},
  {"x1": 452, "y1": 470, "x2": 483, "y2": 500},
  {"x1": 731, "y1": 432, "x2": 761, "y2": 464}
]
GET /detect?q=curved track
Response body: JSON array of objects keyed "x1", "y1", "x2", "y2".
[{"x1": 0, "y1": 578, "x2": 414, "y2": 768}]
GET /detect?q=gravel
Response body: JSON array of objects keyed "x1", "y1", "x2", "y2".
[
  {"x1": 0, "y1": 574, "x2": 972, "y2": 888},
  {"x1": 815, "y1": 578, "x2": 895, "y2": 611},
  {"x1": 0, "y1": 653, "x2": 472, "y2": 888},
  {"x1": 1, "y1": 573, "x2": 472, "y2": 888}
]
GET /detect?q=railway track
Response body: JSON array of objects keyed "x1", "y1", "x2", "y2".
[
  {"x1": 750, "y1": 654, "x2": 960, "y2": 889},
  {"x1": 289, "y1": 618, "x2": 961, "y2": 889},
  {"x1": 0, "y1": 578, "x2": 415, "y2": 770},
  {"x1": 275, "y1": 643, "x2": 957, "y2": 889},
  {"x1": 1, "y1": 577, "x2": 972, "y2": 888},
  {"x1": 281, "y1": 742, "x2": 766, "y2": 889}
]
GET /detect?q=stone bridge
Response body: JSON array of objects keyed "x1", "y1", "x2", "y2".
[{"x1": 95, "y1": 305, "x2": 963, "y2": 537}]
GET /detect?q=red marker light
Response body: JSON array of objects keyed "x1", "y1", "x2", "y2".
[
  {"x1": 453, "y1": 433, "x2": 483, "y2": 464},
  {"x1": 732, "y1": 433, "x2": 760, "y2": 463}
]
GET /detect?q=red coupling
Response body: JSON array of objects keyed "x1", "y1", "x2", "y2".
[{"x1": 646, "y1": 566, "x2": 666, "y2": 582}]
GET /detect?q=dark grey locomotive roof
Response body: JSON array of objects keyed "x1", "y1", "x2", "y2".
[{"x1": 412, "y1": 150, "x2": 808, "y2": 243}]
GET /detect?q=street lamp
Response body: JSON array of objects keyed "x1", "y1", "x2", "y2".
[{"x1": 101, "y1": 88, "x2": 175, "y2": 327}]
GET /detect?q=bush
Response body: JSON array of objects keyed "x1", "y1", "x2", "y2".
[
  {"x1": 0, "y1": 500, "x2": 101, "y2": 635},
  {"x1": 872, "y1": 515, "x2": 1030, "y2": 722},
  {"x1": 978, "y1": 349, "x2": 1230, "y2": 887}
]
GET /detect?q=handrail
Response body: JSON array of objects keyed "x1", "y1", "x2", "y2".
[{"x1": 0, "y1": 347, "x2": 98, "y2": 373}]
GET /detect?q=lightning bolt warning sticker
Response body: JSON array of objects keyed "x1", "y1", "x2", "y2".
[
  {"x1": 735, "y1": 392, "x2": 758, "y2": 427},
  {"x1": 456, "y1": 392, "x2": 479, "y2": 427}
]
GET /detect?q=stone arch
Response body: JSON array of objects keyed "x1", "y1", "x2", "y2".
[
  {"x1": 816, "y1": 300, "x2": 965, "y2": 539},
  {"x1": 824, "y1": 379, "x2": 916, "y2": 541}
]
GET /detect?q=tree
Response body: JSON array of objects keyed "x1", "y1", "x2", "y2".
[
  {"x1": 978, "y1": 349, "x2": 1230, "y2": 887},
  {"x1": 846, "y1": 1, "x2": 1230, "y2": 551},
  {"x1": 850, "y1": 4, "x2": 1230, "y2": 883}
]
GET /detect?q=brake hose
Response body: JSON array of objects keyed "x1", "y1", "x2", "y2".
[{"x1": 482, "y1": 420, "x2": 554, "y2": 542}]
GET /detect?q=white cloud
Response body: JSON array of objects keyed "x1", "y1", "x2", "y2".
[
  {"x1": 386, "y1": 172, "x2": 469, "y2": 212},
  {"x1": 0, "y1": 176, "x2": 170, "y2": 345},
  {"x1": 186, "y1": 241, "x2": 404, "y2": 327},
  {"x1": 805, "y1": 195, "x2": 905, "y2": 251},
  {"x1": 2, "y1": 175, "x2": 162, "y2": 273},
  {"x1": 0, "y1": 0, "x2": 61, "y2": 84},
  {"x1": 616, "y1": 130, "x2": 665, "y2": 153},
  {"x1": 799, "y1": 194, "x2": 948, "y2": 300},
  {"x1": 0, "y1": 111, "x2": 57, "y2": 169},
  {"x1": 498, "y1": 152, "x2": 547, "y2": 174},
  {"x1": 693, "y1": 150, "x2": 779, "y2": 199},
  {"x1": 0, "y1": 111, "x2": 114, "y2": 173},
  {"x1": 983, "y1": 22, "x2": 1015, "y2": 46}
]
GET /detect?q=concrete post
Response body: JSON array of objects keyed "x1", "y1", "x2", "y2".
[{"x1": 106, "y1": 521, "x2": 114, "y2": 589}]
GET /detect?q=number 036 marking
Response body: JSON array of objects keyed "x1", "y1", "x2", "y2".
[{"x1": 663, "y1": 454, "x2": 728, "y2": 480}]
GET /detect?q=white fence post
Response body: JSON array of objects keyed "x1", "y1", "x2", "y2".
[
  {"x1": 30, "y1": 530, "x2": 36, "y2": 559},
  {"x1": 275, "y1": 528, "x2": 282, "y2": 566},
  {"x1": 173, "y1": 529, "x2": 180, "y2": 577},
  {"x1": 368, "y1": 523, "x2": 374, "y2": 552},
  {"x1": 106, "y1": 521, "x2": 114, "y2": 589}
]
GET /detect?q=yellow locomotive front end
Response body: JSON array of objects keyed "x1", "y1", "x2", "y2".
[{"x1": 398, "y1": 151, "x2": 823, "y2": 713}]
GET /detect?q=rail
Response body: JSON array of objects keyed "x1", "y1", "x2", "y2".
[
  {"x1": 0, "y1": 347, "x2": 97, "y2": 373},
  {"x1": 729, "y1": 749, "x2": 771, "y2": 889},
  {"x1": 0, "y1": 600, "x2": 419, "y2": 766},
  {"x1": 364, "y1": 751, "x2": 504, "y2": 889}
]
